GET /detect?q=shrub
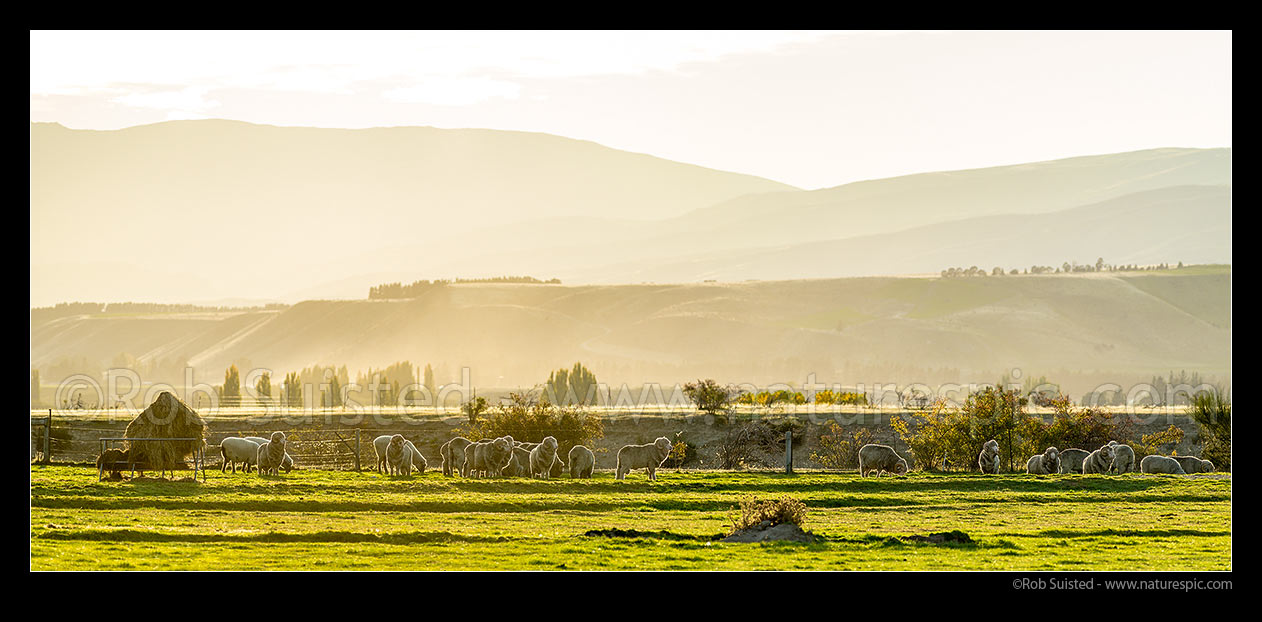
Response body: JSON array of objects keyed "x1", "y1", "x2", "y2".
[
  {"x1": 728, "y1": 496, "x2": 807, "y2": 535},
  {"x1": 814, "y1": 390, "x2": 868, "y2": 406},
  {"x1": 664, "y1": 435, "x2": 698, "y2": 469},
  {"x1": 809, "y1": 421, "x2": 874, "y2": 469},
  {"x1": 714, "y1": 422, "x2": 781, "y2": 469},
  {"x1": 683, "y1": 379, "x2": 737, "y2": 416},
  {"x1": 461, "y1": 396, "x2": 490, "y2": 423},
  {"x1": 1189, "y1": 387, "x2": 1230, "y2": 470},
  {"x1": 1136, "y1": 424, "x2": 1186, "y2": 461}
]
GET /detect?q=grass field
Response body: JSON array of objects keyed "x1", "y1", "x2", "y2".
[{"x1": 29, "y1": 465, "x2": 1231, "y2": 571}]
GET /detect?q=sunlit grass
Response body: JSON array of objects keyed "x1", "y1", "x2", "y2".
[{"x1": 30, "y1": 465, "x2": 1230, "y2": 571}]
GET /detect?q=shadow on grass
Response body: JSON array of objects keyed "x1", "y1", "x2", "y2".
[{"x1": 34, "y1": 528, "x2": 513, "y2": 545}]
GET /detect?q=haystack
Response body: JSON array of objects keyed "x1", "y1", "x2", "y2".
[{"x1": 124, "y1": 392, "x2": 207, "y2": 473}]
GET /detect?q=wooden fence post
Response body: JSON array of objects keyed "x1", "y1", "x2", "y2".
[
  {"x1": 354, "y1": 429, "x2": 361, "y2": 472},
  {"x1": 785, "y1": 429, "x2": 793, "y2": 474},
  {"x1": 44, "y1": 409, "x2": 52, "y2": 464}
]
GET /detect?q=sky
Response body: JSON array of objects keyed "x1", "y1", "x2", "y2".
[{"x1": 30, "y1": 29, "x2": 1232, "y2": 190}]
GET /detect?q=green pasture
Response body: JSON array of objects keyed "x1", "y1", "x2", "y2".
[{"x1": 30, "y1": 465, "x2": 1230, "y2": 571}]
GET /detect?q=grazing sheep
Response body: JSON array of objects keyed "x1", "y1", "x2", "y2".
[
  {"x1": 615, "y1": 437, "x2": 672, "y2": 480},
  {"x1": 549, "y1": 453, "x2": 565, "y2": 478},
  {"x1": 504, "y1": 446, "x2": 532, "y2": 477},
  {"x1": 1109, "y1": 442, "x2": 1136, "y2": 474},
  {"x1": 1171, "y1": 456, "x2": 1215, "y2": 474},
  {"x1": 373, "y1": 434, "x2": 427, "y2": 475},
  {"x1": 978, "y1": 439, "x2": 1001, "y2": 474},
  {"x1": 530, "y1": 436, "x2": 560, "y2": 479},
  {"x1": 245, "y1": 436, "x2": 294, "y2": 472},
  {"x1": 440, "y1": 437, "x2": 473, "y2": 476},
  {"x1": 1025, "y1": 447, "x2": 1061, "y2": 475},
  {"x1": 97, "y1": 448, "x2": 130, "y2": 479},
  {"x1": 220, "y1": 437, "x2": 262, "y2": 473},
  {"x1": 568, "y1": 445, "x2": 595, "y2": 479},
  {"x1": 386, "y1": 434, "x2": 413, "y2": 475},
  {"x1": 1059, "y1": 448, "x2": 1090, "y2": 473},
  {"x1": 256, "y1": 431, "x2": 287, "y2": 476},
  {"x1": 464, "y1": 436, "x2": 514, "y2": 477},
  {"x1": 858, "y1": 443, "x2": 909, "y2": 477},
  {"x1": 1082, "y1": 444, "x2": 1116, "y2": 474},
  {"x1": 1140, "y1": 455, "x2": 1187, "y2": 474}
]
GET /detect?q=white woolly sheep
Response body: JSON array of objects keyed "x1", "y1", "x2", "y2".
[
  {"x1": 1082, "y1": 444, "x2": 1116, "y2": 474},
  {"x1": 1171, "y1": 455, "x2": 1215, "y2": 474},
  {"x1": 568, "y1": 445, "x2": 595, "y2": 479},
  {"x1": 530, "y1": 436, "x2": 560, "y2": 479},
  {"x1": 220, "y1": 437, "x2": 262, "y2": 473},
  {"x1": 978, "y1": 439, "x2": 1000, "y2": 474},
  {"x1": 1059, "y1": 448, "x2": 1090, "y2": 473},
  {"x1": 256, "y1": 431, "x2": 287, "y2": 476},
  {"x1": 1025, "y1": 446, "x2": 1061, "y2": 475},
  {"x1": 616, "y1": 437, "x2": 672, "y2": 480},
  {"x1": 858, "y1": 443, "x2": 908, "y2": 477},
  {"x1": 464, "y1": 436, "x2": 513, "y2": 477},
  {"x1": 440, "y1": 437, "x2": 473, "y2": 476},
  {"x1": 1140, "y1": 455, "x2": 1187, "y2": 474},
  {"x1": 1109, "y1": 442, "x2": 1136, "y2": 474},
  {"x1": 373, "y1": 434, "x2": 426, "y2": 475},
  {"x1": 245, "y1": 436, "x2": 294, "y2": 472},
  {"x1": 385, "y1": 434, "x2": 413, "y2": 475}
]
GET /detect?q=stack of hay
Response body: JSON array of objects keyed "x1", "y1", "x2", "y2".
[{"x1": 124, "y1": 391, "x2": 207, "y2": 474}]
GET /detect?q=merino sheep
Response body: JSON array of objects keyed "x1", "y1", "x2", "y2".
[
  {"x1": 503, "y1": 446, "x2": 532, "y2": 477},
  {"x1": 256, "y1": 431, "x2": 287, "y2": 476},
  {"x1": 1025, "y1": 446, "x2": 1061, "y2": 474},
  {"x1": 97, "y1": 448, "x2": 130, "y2": 479},
  {"x1": 221, "y1": 437, "x2": 262, "y2": 473},
  {"x1": 1140, "y1": 455, "x2": 1187, "y2": 474},
  {"x1": 568, "y1": 445, "x2": 595, "y2": 479},
  {"x1": 440, "y1": 437, "x2": 473, "y2": 476},
  {"x1": 615, "y1": 437, "x2": 672, "y2": 480},
  {"x1": 530, "y1": 436, "x2": 560, "y2": 479},
  {"x1": 1109, "y1": 442, "x2": 1136, "y2": 474},
  {"x1": 1171, "y1": 455, "x2": 1215, "y2": 474},
  {"x1": 1082, "y1": 444, "x2": 1116, "y2": 474},
  {"x1": 464, "y1": 436, "x2": 513, "y2": 478},
  {"x1": 978, "y1": 439, "x2": 1001, "y2": 474},
  {"x1": 245, "y1": 436, "x2": 295, "y2": 472},
  {"x1": 1059, "y1": 448, "x2": 1090, "y2": 473},
  {"x1": 385, "y1": 434, "x2": 413, "y2": 475},
  {"x1": 858, "y1": 443, "x2": 909, "y2": 477},
  {"x1": 373, "y1": 434, "x2": 426, "y2": 475}
]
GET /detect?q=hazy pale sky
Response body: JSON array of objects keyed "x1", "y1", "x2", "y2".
[{"x1": 30, "y1": 30, "x2": 1231, "y2": 189}]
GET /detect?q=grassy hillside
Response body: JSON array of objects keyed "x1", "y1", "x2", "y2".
[{"x1": 31, "y1": 268, "x2": 1231, "y2": 393}]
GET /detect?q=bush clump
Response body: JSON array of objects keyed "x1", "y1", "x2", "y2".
[{"x1": 728, "y1": 496, "x2": 807, "y2": 535}]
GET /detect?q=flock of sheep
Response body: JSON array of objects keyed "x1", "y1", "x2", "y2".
[
  {"x1": 856, "y1": 440, "x2": 1215, "y2": 476},
  {"x1": 215, "y1": 431, "x2": 674, "y2": 480},
  {"x1": 212, "y1": 433, "x2": 1214, "y2": 479}
]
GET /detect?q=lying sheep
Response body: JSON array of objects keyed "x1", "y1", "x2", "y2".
[
  {"x1": 615, "y1": 437, "x2": 672, "y2": 480},
  {"x1": 245, "y1": 436, "x2": 294, "y2": 473},
  {"x1": 1025, "y1": 447, "x2": 1061, "y2": 475},
  {"x1": 1109, "y1": 442, "x2": 1135, "y2": 474},
  {"x1": 858, "y1": 443, "x2": 908, "y2": 477},
  {"x1": 373, "y1": 434, "x2": 426, "y2": 475},
  {"x1": 529, "y1": 436, "x2": 560, "y2": 479},
  {"x1": 568, "y1": 445, "x2": 595, "y2": 479},
  {"x1": 1082, "y1": 444, "x2": 1116, "y2": 474},
  {"x1": 256, "y1": 431, "x2": 288, "y2": 476},
  {"x1": 1140, "y1": 455, "x2": 1187, "y2": 474},
  {"x1": 978, "y1": 439, "x2": 1000, "y2": 474},
  {"x1": 220, "y1": 437, "x2": 262, "y2": 473},
  {"x1": 385, "y1": 434, "x2": 413, "y2": 475},
  {"x1": 1059, "y1": 448, "x2": 1090, "y2": 473},
  {"x1": 1172, "y1": 455, "x2": 1215, "y2": 474},
  {"x1": 97, "y1": 448, "x2": 130, "y2": 479},
  {"x1": 440, "y1": 437, "x2": 473, "y2": 476},
  {"x1": 464, "y1": 436, "x2": 513, "y2": 477}
]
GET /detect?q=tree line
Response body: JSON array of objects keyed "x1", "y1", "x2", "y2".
[{"x1": 368, "y1": 276, "x2": 561, "y2": 299}]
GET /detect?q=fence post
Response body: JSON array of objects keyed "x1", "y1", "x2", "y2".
[
  {"x1": 785, "y1": 429, "x2": 793, "y2": 474},
  {"x1": 354, "y1": 429, "x2": 361, "y2": 472},
  {"x1": 44, "y1": 409, "x2": 52, "y2": 464}
]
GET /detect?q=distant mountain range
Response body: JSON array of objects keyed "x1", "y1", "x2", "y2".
[{"x1": 29, "y1": 120, "x2": 1230, "y2": 304}]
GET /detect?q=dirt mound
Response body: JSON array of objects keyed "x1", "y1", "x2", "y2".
[{"x1": 722, "y1": 520, "x2": 817, "y2": 543}]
